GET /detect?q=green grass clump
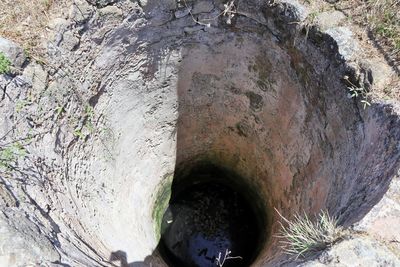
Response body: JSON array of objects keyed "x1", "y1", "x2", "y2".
[
  {"x1": 0, "y1": 142, "x2": 27, "y2": 170},
  {"x1": 276, "y1": 209, "x2": 347, "y2": 259},
  {"x1": 367, "y1": 0, "x2": 400, "y2": 53},
  {"x1": 0, "y1": 52, "x2": 11, "y2": 74}
]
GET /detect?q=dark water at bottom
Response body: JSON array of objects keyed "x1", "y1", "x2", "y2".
[{"x1": 160, "y1": 182, "x2": 260, "y2": 267}]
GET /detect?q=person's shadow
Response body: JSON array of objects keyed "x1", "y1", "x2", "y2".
[{"x1": 109, "y1": 250, "x2": 164, "y2": 267}]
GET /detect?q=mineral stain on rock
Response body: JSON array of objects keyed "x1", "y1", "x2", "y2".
[{"x1": 160, "y1": 181, "x2": 260, "y2": 267}]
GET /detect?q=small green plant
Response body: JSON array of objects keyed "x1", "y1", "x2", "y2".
[
  {"x1": 15, "y1": 100, "x2": 31, "y2": 113},
  {"x1": 73, "y1": 129, "x2": 85, "y2": 139},
  {"x1": 54, "y1": 106, "x2": 65, "y2": 117},
  {"x1": 83, "y1": 105, "x2": 96, "y2": 134},
  {"x1": 0, "y1": 142, "x2": 27, "y2": 170},
  {"x1": 42, "y1": 0, "x2": 53, "y2": 10},
  {"x1": 84, "y1": 104, "x2": 94, "y2": 118},
  {"x1": 0, "y1": 52, "x2": 11, "y2": 74},
  {"x1": 276, "y1": 208, "x2": 346, "y2": 259},
  {"x1": 68, "y1": 104, "x2": 96, "y2": 140},
  {"x1": 395, "y1": 39, "x2": 400, "y2": 50},
  {"x1": 344, "y1": 75, "x2": 371, "y2": 109}
]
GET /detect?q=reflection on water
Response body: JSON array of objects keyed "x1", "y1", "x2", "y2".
[{"x1": 160, "y1": 182, "x2": 259, "y2": 267}]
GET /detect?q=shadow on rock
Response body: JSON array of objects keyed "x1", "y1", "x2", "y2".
[{"x1": 109, "y1": 250, "x2": 162, "y2": 267}]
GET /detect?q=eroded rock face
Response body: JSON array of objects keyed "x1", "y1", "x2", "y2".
[{"x1": 0, "y1": 0, "x2": 399, "y2": 266}]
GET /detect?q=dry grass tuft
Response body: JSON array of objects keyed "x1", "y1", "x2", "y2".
[
  {"x1": 366, "y1": 0, "x2": 400, "y2": 56},
  {"x1": 331, "y1": 0, "x2": 400, "y2": 67},
  {"x1": 276, "y1": 208, "x2": 348, "y2": 259}
]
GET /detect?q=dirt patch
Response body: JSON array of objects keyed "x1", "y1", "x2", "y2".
[
  {"x1": 0, "y1": 0, "x2": 69, "y2": 57},
  {"x1": 335, "y1": 0, "x2": 399, "y2": 66}
]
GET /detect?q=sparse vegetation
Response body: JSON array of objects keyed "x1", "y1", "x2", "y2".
[
  {"x1": 0, "y1": 52, "x2": 11, "y2": 74},
  {"x1": 15, "y1": 100, "x2": 32, "y2": 113},
  {"x1": 0, "y1": 142, "x2": 27, "y2": 170},
  {"x1": 72, "y1": 104, "x2": 97, "y2": 139},
  {"x1": 0, "y1": 0, "x2": 68, "y2": 57},
  {"x1": 182, "y1": 0, "x2": 237, "y2": 27},
  {"x1": 331, "y1": 0, "x2": 400, "y2": 68},
  {"x1": 276, "y1": 208, "x2": 347, "y2": 259},
  {"x1": 344, "y1": 75, "x2": 371, "y2": 109},
  {"x1": 366, "y1": 0, "x2": 400, "y2": 53},
  {"x1": 73, "y1": 128, "x2": 85, "y2": 139}
]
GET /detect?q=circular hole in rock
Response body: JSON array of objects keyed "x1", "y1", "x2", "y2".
[{"x1": 159, "y1": 166, "x2": 263, "y2": 267}]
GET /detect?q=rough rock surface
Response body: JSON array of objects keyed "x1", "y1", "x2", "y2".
[
  {"x1": 315, "y1": 11, "x2": 346, "y2": 31},
  {"x1": 0, "y1": 0, "x2": 399, "y2": 266},
  {"x1": 301, "y1": 236, "x2": 400, "y2": 267},
  {"x1": 0, "y1": 37, "x2": 26, "y2": 68},
  {"x1": 87, "y1": 0, "x2": 118, "y2": 7}
]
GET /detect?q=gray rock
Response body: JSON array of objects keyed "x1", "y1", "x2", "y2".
[
  {"x1": 0, "y1": 183, "x2": 17, "y2": 207},
  {"x1": 175, "y1": 7, "x2": 191, "y2": 18},
  {"x1": 184, "y1": 25, "x2": 205, "y2": 34},
  {"x1": 99, "y1": 6, "x2": 123, "y2": 18},
  {"x1": 316, "y1": 10, "x2": 346, "y2": 30},
  {"x1": 360, "y1": 58, "x2": 394, "y2": 90},
  {"x1": 22, "y1": 62, "x2": 48, "y2": 93},
  {"x1": 69, "y1": 0, "x2": 93, "y2": 23},
  {"x1": 138, "y1": 0, "x2": 147, "y2": 7},
  {"x1": 164, "y1": 0, "x2": 177, "y2": 11},
  {"x1": 47, "y1": 18, "x2": 69, "y2": 32},
  {"x1": 0, "y1": 210, "x2": 60, "y2": 266},
  {"x1": 280, "y1": 0, "x2": 309, "y2": 22},
  {"x1": 325, "y1": 27, "x2": 359, "y2": 61},
  {"x1": 86, "y1": 0, "x2": 117, "y2": 7},
  {"x1": 301, "y1": 237, "x2": 400, "y2": 266},
  {"x1": 60, "y1": 31, "x2": 80, "y2": 51},
  {"x1": 192, "y1": 1, "x2": 214, "y2": 14},
  {"x1": 0, "y1": 37, "x2": 26, "y2": 68}
]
